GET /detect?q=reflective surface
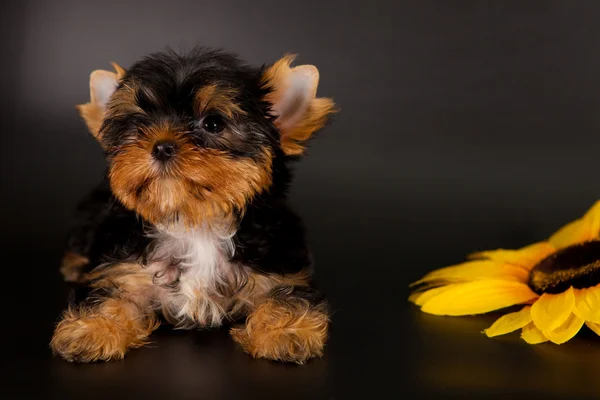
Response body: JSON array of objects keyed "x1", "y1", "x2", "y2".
[{"x1": 3, "y1": 1, "x2": 600, "y2": 398}]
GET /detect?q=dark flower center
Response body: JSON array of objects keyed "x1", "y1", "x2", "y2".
[{"x1": 528, "y1": 240, "x2": 600, "y2": 294}]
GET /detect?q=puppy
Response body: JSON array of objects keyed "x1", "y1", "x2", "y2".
[{"x1": 51, "y1": 47, "x2": 335, "y2": 364}]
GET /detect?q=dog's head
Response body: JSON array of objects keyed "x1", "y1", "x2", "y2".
[{"x1": 78, "y1": 48, "x2": 335, "y2": 226}]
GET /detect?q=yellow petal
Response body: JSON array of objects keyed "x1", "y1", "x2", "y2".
[
  {"x1": 420, "y1": 280, "x2": 538, "y2": 316},
  {"x1": 585, "y1": 321, "x2": 600, "y2": 336},
  {"x1": 521, "y1": 322, "x2": 548, "y2": 344},
  {"x1": 411, "y1": 260, "x2": 529, "y2": 286},
  {"x1": 484, "y1": 306, "x2": 532, "y2": 337},
  {"x1": 549, "y1": 201, "x2": 600, "y2": 249},
  {"x1": 469, "y1": 242, "x2": 556, "y2": 270},
  {"x1": 530, "y1": 287, "x2": 575, "y2": 332},
  {"x1": 573, "y1": 285, "x2": 600, "y2": 323},
  {"x1": 409, "y1": 285, "x2": 457, "y2": 306},
  {"x1": 582, "y1": 200, "x2": 600, "y2": 234},
  {"x1": 543, "y1": 313, "x2": 584, "y2": 344},
  {"x1": 408, "y1": 291, "x2": 421, "y2": 304}
]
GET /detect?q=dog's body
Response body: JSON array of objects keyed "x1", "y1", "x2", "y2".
[{"x1": 51, "y1": 48, "x2": 335, "y2": 364}]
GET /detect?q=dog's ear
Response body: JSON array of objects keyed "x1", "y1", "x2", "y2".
[
  {"x1": 76, "y1": 62, "x2": 125, "y2": 140},
  {"x1": 261, "y1": 55, "x2": 336, "y2": 156}
]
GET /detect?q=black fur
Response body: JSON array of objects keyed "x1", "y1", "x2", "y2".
[
  {"x1": 101, "y1": 47, "x2": 278, "y2": 159},
  {"x1": 63, "y1": 177, "x2": 150, "y2": 272}
]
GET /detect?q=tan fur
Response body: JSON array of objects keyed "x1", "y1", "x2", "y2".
[
  {"x1": 51, "y1": 262, "x2": 159, "y2": 362},
  {"x1": 110, "y1": 62, "x2": 126, "y2": 79},
  {"x1": 59, "y1": 252, "x2": 89, "y2": 283},
  {"x1": 228, "y1": 270, "x2": 311, "y2": 318},
  {"x1": 50, "y1": 298, "x2": 159, "y2": 362},
  {"x1": 230, "y1": 293, "x2": 329, "y2": 364},
  {"x1": 262, "y1": 54, "x2": 336, "y2": 155},
  {"x1": 76, "y1": 63, "x2": 126, "y2": 140},
  {"x1": 108, "y1": 122, "x2": 273, "y2": 226},
  {"x1": 86, "y1": 262, "x2": 157, "y2": 298},
  {"x1": 196, "y1": 84, "x2": 247, "y2": 118},
  {"x1": 76, "y1": 101, "x2": 105, "y2": 140},
  {"x1": 106, "y1": 81, "x2": 143, "y2": 118}
]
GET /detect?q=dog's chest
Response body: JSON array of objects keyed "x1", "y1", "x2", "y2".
[{"x1": 149, "y1": 223, "x2": 237, "y2": 327}]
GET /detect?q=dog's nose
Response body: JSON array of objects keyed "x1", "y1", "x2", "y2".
[{"x1": 152, "y1": 141, "x2": 177, "y2": 162}]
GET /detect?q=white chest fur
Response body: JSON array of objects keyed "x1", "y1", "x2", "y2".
[{"x1": 148, "y1": 221, "x2": 237, "y2": 327}]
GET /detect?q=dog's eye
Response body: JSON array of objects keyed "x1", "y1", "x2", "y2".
[{"x1": 202, "y1": 115, "x2": 225, "y2": 134}]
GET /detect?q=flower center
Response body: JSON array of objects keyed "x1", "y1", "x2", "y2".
[{"x1": 528, "y1": 240, "x2": 600, "y2": 294}]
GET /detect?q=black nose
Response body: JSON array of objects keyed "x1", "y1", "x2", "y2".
[{"x1": 152, "y1": 141, "x2": 177, "y2": 162}]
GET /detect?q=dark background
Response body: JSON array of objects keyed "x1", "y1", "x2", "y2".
[{"x1": 2, "y1": 0, "x2": 600, "y2": 399}]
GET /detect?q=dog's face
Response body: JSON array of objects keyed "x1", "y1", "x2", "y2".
[{"x1": 78, "y1": 49, "x2": 335, "y2": 226}]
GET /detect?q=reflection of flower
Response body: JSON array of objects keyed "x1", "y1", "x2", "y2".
[{"x1": 409, "y1": 201, "x2": 600, "y2": 344}]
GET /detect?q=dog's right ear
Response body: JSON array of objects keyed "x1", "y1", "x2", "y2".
[{"x1": 76, "y1": 62, "x2": 125, "y2": 140}]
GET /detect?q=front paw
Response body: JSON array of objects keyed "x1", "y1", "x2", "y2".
[
  {"x1": 50, "y1": 300, "x2": 156, "y2": 363},
  {"x1": 230, "y1": 299, "x2": 329, "y2": 364},
  {"x1": 50, "y1": 308, "x2": 130, "y2": 362}
]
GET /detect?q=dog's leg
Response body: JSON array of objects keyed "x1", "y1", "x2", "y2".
[
  {"x1": 51, "y1": 263, "x2": 159, "y2": 362},
  {"x1": 230, "y1": 285, "x2": 329, "y2": 364},
  {"x1": 60, "y1": 180, "x2": 114, "y2": 282}
]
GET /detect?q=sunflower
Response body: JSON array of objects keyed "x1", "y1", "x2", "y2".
[{"x1": 409, "y1": 200, "x2": 600, "y2": 345}]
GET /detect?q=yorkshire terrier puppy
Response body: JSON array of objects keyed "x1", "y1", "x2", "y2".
[{"x1": 51, "y1": 47, "x2": 335, "y2": 364}]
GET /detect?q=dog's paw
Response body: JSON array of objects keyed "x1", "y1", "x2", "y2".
[
  {"x1": 50, "y1": 311, "x2": 128, "y2": 362},
  {"x1": 50, "y1": 302, "x2": 155, "y2": 363},
  {"x1": 230, "y1": 299, "x2": 328, "y2": 364}
]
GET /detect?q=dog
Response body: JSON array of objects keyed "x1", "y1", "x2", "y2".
[{"x1": 51, "y1": 47, "x2": 336, "y2": 364}]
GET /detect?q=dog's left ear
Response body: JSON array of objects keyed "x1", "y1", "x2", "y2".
[
  {"x1": 76, "y1": 62, "x2": 126, "y2": 140},
  {"x1": 261, "y1": 55, "x2": 336, "y2": 156}
]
